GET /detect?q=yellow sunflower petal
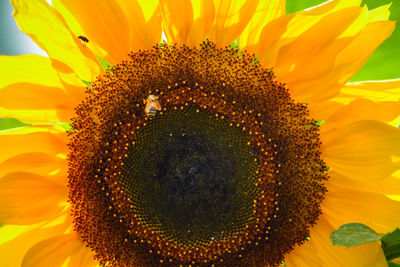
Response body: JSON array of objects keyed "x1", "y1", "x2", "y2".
[
  {"x1": 0, "y1": 213, "x2": 70, "y2": 267},
  {"x1": 309, "y1": 217, "x2": 387, "y2": 266},
  {"x1": 255, "y1": 0, "x2": 394, "y2": 103},
  {"x1": 284, "y1": 241, "x2": 322, "y2": 267},
  {"x1": 0, "y1": 172, "x2": 66, "y2": 225},
  {"x1": 0, "y1": 108, "x2": 60, "y2": 125},
  {"x1": 22, "y1": 233, "x2": 83, "y2": 267},
  {"x1": 66, "y1": 243, "x2": 98, "y2": 267},
  {"x1": 0, "y1": 54, "x2": 81, "y2": 124},
  {"x1": 329, "y1": 171, "x2": 400, "y2": 197},
  {"x1": 322, "y1": 184, "x2": 400, "y2": 233},
  {"x1": 161, "y1": 0, "x2": 267, "y2": 47},
  {"x1": 0, "y1": 130, "x2": 67, "y2": 164},
  {"x1": 159, "y1": 0, "x2": 195, "y2": 44},
  {"x1": 322, "y1": 120, "x2": 400, "y2": 182},
  {"x1": 284, "y1": 20, "x2": 394, "y2": 103},
  {"x1": 210, "y1": 0, "x2": 265, "y2": 46},
  {"x1": 273, "y1": 7, "x2": 362, "y2": 84},
  {"x1": 11, "y1": 0, "x2": 100, "y2": 81},
  {"x1": 239, "y1": 0, "x2": 285, "y2": 51},
  {"x1": 335, "y1": 78, "x2": 400, "y2": 104},
  {"x1": 306, "y1": 100, "x2": 345, "y2": 122},
  {"x1": 0, "y1": 83, "x2": 77, "y2": 111},
  {"x1": 116, "y1": 0, "x2": 162, "y2": 51},
  {"x1": 322, "y1": 98, "x2": 400, "y2": 133},
  {"x1": 256, "y1": 0, "x2": 362, "y2": 68},
  {"x1": 58, "y1": 0, "x2": 130, "y2": 64},
  {"x1": 367, "y1": 3, "x2": 392, "y2": 24},
  {"x1": 51, "y1": 0, "x2": 109, "y2": 61},
  {"x1": 0, "y1": 152, "x2": 67, "y2": 184},
  {"x1": 332, "y1": 20, "x2": 395, "y2": 83},
  {"x1": 283, "y1": 0, "x2": 363, "y2": 39},
  {"x1": 0, "y1": 55, "x2": 62, "y2": 93}
]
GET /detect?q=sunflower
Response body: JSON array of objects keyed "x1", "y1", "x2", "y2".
[{"x1": 1, "y1": 0, "x2": 400, "y2": 266}]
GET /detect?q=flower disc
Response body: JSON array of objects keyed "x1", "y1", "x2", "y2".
[{"x1": 68, "y1": 42, "x2": 328, "y2": 266}]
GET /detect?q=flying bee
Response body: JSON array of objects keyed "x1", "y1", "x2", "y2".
[
  {"x1": 144, "y1": 95, "x2": 161, "y2": 117},
  {"x1": 78, "y1": 35, "x2": 89, "y2": 43}
]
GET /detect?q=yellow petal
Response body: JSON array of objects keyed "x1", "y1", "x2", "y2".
[
  {"x1": 322, "y1": 98, "x2": 400, "y2": 133},
  {"x1": 161, "y1": 0, "x2": 265, "y2": 47},
  {"x1": 239, "y1": 0, "x2": 285, "y2": 51},
  {"x1": 22, "y1": 233, "x2": 83, "y2": 267},
  {"x1": 116, "y1": 0, "x2": 162, "y2": 51},
  {"x1": 0, "y1": 172, "x2": 66, "y2": 224},
  {"x1": 255, "y1": 0, "x2": 394, "y2": 104},
  {"x1": 322, "y1": 120, "x2": 400, "y2": 182},
  {"x1": 11, "y1": 0, "x2": 100, "y2": 81},
  {"x1": 306, "y1": 100, "x2": 344, "y2": 122},
  {"x1": 367, "y1": 3, "x2": 392, "y2": 24},
  {"x1": 284, "y1": 240, "x2": 322, "y2": 267},
  {"x1": 0, "y1": 108, "x2": 61, "y2": 124},
  {"x1": 0, "y1": 82, "x2": 78, "y2": 110},
  {"x1": 285, "y1": 20, "x2": 394, "y2": 103},
  {"x1": 283, "y1": 0, "x2": 363, "y2": 40},
  {"x1": 159, "y1": 0, "x2": 195, "y2": 44},
  {"x1": 51, "y1": 0, "x2": 109, "y2": 61},
  {"x1": 309, "y1": 217, "x2": 388, "y2": 267},
  {"x1": 0, "y1": 55, "x2": 82, "y2": 123},
  {"x1": 332, "y1": 20, "x2": 395, "y2": 84},
  {"x1": 58, "y1": 0, "x2": 130, "y2": 64},
  {"x1": 0, "y1": 152, "x2": 67, "y2": 183},
  {"x1": 322, "y1": 186, "x2": 400, "y2": 233},
  {"x1": 66, "y1": 243, "x2": 98, "y2": 267},
  {"x1": 0, "y1": 124, "x2": 67, "y2": 135},
  {"x1": 209, "y1": 0, "x2": 261, "y2": 46},
  {"x1": 0, "y1": 130, "x2": 67, "y2": 163},
  {"x1": 256, "y1": 0, "x2": 362, "y2": 67},
  {"x1": 273, "y1": 7, "x2": 362, "y2": 85},
  {"x1": 329, "y1": 171, "x2": 400, "y2": 197},
  {"x1": 0, "y1": 213, "x2": 70, "y2": 267},
  {"x1": 335, "y1": 78, "x2": 400, "y2": 104},
  {"x1": 0, "y1": 55, "x2": 62, "y2": 93}
]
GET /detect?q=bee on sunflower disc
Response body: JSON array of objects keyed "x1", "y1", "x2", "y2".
[{"x1": 144, "y1": 94, "x2": 161, "y2": 117}]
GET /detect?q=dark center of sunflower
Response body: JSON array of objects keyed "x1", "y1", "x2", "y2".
[
  {"x1": 121, "y1": 106, "x2": 258, "y2": 245},
  {"x1": 68, "y1": 41, "x2": 328, "y2": 266}
]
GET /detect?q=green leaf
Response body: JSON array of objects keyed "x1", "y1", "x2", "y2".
[
  {"x1": 389, "y1": 262, "x2": 400, "y2": 267},
  {"x1": 381, "y1": 228, "x2": 400, "y2": 261},
  {"x1": 0, "y1": 118, "x2": 32, "y2": 131},
  {"x1": 330, "y1": 223, "x2": 381, "y2": 248},
  {"x1": 381, "y1": 228, "x2": 400, "y2": 243}
]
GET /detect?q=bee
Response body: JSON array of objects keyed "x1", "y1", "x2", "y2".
[
  {"x1": 144, "y1": 95, "x2": 161, "y2": 117},
  {"x1": 78, "y1": 35, "x2": 89, "y2": 43}
]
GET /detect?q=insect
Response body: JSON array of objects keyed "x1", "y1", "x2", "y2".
[
  {"x1": 144, "y1": 95, "x2": 161, "y2": 117},
  {"x1": 78, "y1": 35, "x2": 89, "y2": 43}
]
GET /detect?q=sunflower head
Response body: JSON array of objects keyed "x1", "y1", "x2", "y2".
[{"x1": 68, "y1": 41, "x2": 328, "y2": 266}]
